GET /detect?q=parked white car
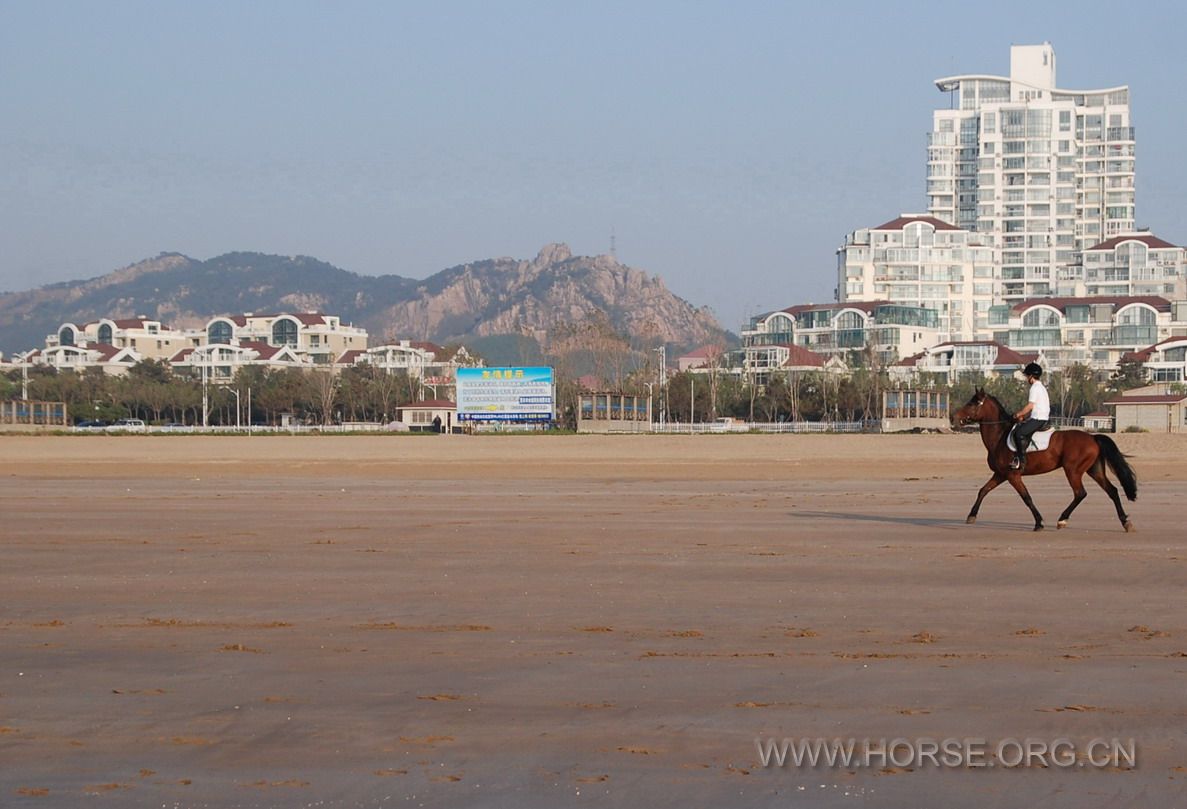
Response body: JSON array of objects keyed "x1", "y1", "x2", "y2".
[{"x1": 107, "y1": 418, "x2": 147, "y2": 433}]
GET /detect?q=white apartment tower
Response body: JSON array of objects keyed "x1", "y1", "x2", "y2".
[{"x1": 928, "y1": 43, "x2": 1135, "y2": 302}]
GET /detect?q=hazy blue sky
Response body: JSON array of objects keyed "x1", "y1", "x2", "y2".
[{"x1": 3, "y1": 1, "x2": 1185, "y2": 329}]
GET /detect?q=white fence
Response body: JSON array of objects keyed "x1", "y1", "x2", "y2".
[{"x1": 648, "y1": 420, "x2": 874, "y2": 434}]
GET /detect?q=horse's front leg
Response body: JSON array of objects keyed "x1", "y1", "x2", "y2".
[
  {"x1": 967, "y1": 472, "x2": 1005, "y2": 524},
  {"x1": 1007, "y1": 474, "x2": 1044, "y2": 531}
]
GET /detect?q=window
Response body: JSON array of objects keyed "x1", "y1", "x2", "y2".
[
  {"x1": 97, "y1": 324, "x2": 113, "y2": 345},
  {"x1": 1022, "y1": 308, "x2": 1061, "y2": 328},
  {"x1": 272, "y1": 318, "x2": 299, "y2": 347},
  {"x1": 58, "y1": 326, "x2": 75, "y2": 347},
  {"x1": 208, "y1": 321, "x2": 233, "y2": 344},
  {"x1": 1116, "y1": 305, "x2": 1155, "y2": 326}
]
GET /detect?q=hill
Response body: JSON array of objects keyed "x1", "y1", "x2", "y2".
[{"x1": 0, "y1": 245, "x2": 731, "y2": 366}]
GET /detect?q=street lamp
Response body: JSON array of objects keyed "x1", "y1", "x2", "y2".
[{"x1": 228, "y1": 387, "x2": 242, "y2": 430}]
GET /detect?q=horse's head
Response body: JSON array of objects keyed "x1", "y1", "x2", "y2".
[{"x1": 952, "y1": 387, "x2": 993, "y2": 427}]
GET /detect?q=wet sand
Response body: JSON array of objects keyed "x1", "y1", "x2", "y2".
[{"x1": 2, "y1": 433, "x2": 1185, "y2": 807}]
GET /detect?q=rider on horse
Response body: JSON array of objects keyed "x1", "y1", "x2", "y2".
[{"x1": 1010, "y1": 362, "x2": 1050, "y2": 470}]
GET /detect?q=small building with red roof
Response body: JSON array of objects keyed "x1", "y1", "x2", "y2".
[
  {"x1": 1104, "y1": 385, "x2": 1187, "y2": 433},
  {"x1": 394, "y1": 399, "x2": 458, "y2": 433}
]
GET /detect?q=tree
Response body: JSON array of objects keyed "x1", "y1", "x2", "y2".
[
  {"x1": 1108, "y1": 356, "x2": 1147, "y2": 392},
  {"x1": 306, "y1": 369, "x2": 338, "y2": 425}
]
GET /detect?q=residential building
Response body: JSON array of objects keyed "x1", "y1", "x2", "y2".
[
  {"x1": 836, "y1": 214, "x2": 997, "y2": 341},
  {"x1": 1073, "y1": 232, "x2": 1186, "y2": 299},
  {"x1": 35, "y1": 312, "x2": 370, "y2": 378},
  {"x1": 51, "y1": 317, "x2": 191, "y2": 361},
  {"x1": 929, "y1": 43, "x2": 1135, "y2": 302},
  {"x1": 892, "y1": 341, "x2": 1039, "y2": 385},
  {"x1": 677, "y1": 345, "x2": 727, "y2": 372},
  {"x1": 990, "y1": 296, "x2": 1187, "y2": 371},
  {"x1": 341, "y1": 341, "x2": 483, "y2": 400},
  {"x1": 28, "y1": 344, "x2": 143, "y2": 376},
  {"x1": 202, "y1": 313, "x2": 367, "y2": 363},
  {"x1": 1124, "y1": 336, "x2": 1187, "y2": 383},
  {"x1": 170, "y1": 342, "x2": 308, "y2": 381},
  {"x1": 743, "y1": 301, "x2": 942, "y2": 367}
]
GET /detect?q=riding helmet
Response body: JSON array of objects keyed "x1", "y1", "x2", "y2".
[{"x1": 1023, "y1": 362, "x2": 1043, "y2": 378}]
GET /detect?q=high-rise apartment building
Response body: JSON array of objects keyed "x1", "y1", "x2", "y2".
[{"x1": 927, "y1": 43, "x2": 1135, "y2": 303}]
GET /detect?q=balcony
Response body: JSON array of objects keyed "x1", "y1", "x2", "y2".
[
  {"x1": 836, "y1": 329, "x2": 867, "y2": 348},
  {"x1": 1007, "y1": 328, "x2": 1063, "y2": 348},
  {"x1": 1093, "y1": 326, "x2": 1157, "y2": 346}
]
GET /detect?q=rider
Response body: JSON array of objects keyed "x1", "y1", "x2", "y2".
[{"x1": 1010, "y1": 362, "x2": 1050, "y2": 470}]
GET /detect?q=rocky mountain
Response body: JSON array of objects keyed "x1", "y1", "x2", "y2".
[{"x1": 0, "y1": 245, "x2": 730, "y2": 362}]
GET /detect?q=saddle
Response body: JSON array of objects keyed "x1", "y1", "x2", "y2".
[{"x1": 1007, "y1": 428, "x2": 1055, "y2": 453}]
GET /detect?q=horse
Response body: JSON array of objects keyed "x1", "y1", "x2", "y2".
[{"x1": 951, "y1": 388, "x2": 1137, "y2": 532}]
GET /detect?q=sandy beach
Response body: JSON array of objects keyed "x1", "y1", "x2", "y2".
[{"x1": 2, "y1": 432, "x2": 1185, "y2": 807}]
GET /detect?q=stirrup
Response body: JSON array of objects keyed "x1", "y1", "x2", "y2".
[{"x1": 1009, "y1": 457, "x2": 1023, "y2": 470}]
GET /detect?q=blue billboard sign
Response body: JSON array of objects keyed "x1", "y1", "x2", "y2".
[{"x1": 456, "y1": 366, "x2": 554, "y2": 423}]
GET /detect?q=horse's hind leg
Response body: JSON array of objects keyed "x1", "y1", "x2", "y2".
[
  {"x1": 967, "y1": 472, "x2": 1005, "y2": 524},
  {"x1": 1088, "y1": 459, "x2": 1134, "y2": 532},
  {"x1": 1007, "y1": 474, "x2": 1044, "y2": 531},
  {"x1": 1057, "y1": 465, "x2": 1088, "y2": 529}
]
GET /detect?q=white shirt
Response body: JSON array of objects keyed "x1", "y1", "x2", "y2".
[{"x1": 1028, "y1": 380, "x2": 1050, "y2": 421}]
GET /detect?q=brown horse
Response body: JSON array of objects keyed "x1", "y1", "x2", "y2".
[{"x1": 952, "y1": 388, "x2": 1137, "y2": 532}]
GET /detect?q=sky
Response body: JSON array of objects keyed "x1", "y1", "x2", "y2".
[{"x1": 3, "y1": 0, "x2": 1186, "y2": 330}]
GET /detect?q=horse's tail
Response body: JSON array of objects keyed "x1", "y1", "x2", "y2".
[{"x1": 1094, "y1": 435, "x2": 1138, "y2": 501}]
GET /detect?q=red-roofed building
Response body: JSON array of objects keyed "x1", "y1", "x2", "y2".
[
  {"x1": 344, "y1": 341, "x2": 482, "y2": 399},
  {"x1": 742, "y1": 300, "x2": 942, "y2": 369},
  {"x1": 989, "y1": 295, "x2": 1187, "y2": 372},
  {"x1": 1123, "y1": 336, "x2": 1187, "y2": 384},
  {"x1": 890, "y1": 341, "x2": 1041, "y2": 384},
  {"x1": 49, "y1": 317, "x2": 192, "y2": 362},
  {"x1": 170, "y1": 341, "x2": 307, "y2": 382},
  {"x1": 201, "y1": 313, "x2": 367, "y2": 363},
  {"x1": 677, "y1": 345, "x2": 727, "y2": 371},
  {"x1": 1104, "y1": 385, "x2": 1187, "y2": 433},
  {"x1": 1074, "y1": 232, "x2": 1186, "y2": 300},
  {"x1": 836, "y1": 214, "x2": 995, "y2": 342},
  {"x1": 34, "y1": 341, "x2": 143, "y2": 375}
]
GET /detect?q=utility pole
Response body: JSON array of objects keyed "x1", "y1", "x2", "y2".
[
  {"x1": 690, "y1": 375, "x2": 694, "y2": 424},
  {"x1": 21, "y1": 354, "x2": 29, "y2": 400},
  {"x1": 654, "y1": 345, "x2": 666, "y2": 429},
  {"x1": 201, "y1": 356, "x2": 209, "y2": 428}
]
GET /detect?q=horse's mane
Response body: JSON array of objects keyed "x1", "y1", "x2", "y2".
[{"x1": 982, "y1": 391, "x2": 1010, "y2": 418}]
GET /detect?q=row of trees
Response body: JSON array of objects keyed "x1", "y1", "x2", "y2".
[
  {"x1": 0, "y1": 350, "x2": 1164, "y2": 428},
  {"x1": 557, "y1": 359, "x2": 1153, "y2": 427},
  {"x1": 0, "y1": 360, "x2": 426, "y2": 426}
]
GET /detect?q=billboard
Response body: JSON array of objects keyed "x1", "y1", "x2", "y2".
[{"x1": 456, "y1": 367, "x2": 554, "y2": 422}]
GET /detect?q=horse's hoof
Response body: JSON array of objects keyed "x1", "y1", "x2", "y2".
[
  {"x1": 1124, "y1": 521, "x2": 1136, "y2": 533},
  {"x1": 966, "y1": 516, "x2": 976, "y2": 525},
  {"x1": 1033, "y1": 524, "x2": 1044, "y2": 532},
  {"x1": 1057, "y1": 520, "x2": 1068, "y2": 529}
]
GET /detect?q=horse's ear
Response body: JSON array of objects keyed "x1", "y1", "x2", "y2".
[{"x1": 975, "y1": 386, "x2": 984, "y2": 396}]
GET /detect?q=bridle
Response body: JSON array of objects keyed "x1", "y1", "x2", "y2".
[{"x1": 958, "y1": 396, "x2": 1014, "y2": 426}]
